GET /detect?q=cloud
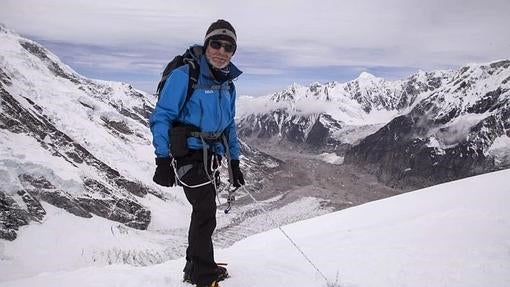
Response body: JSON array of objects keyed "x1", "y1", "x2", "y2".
[
  {"x1": 1, "y1": 0, "x2": 509, "y2": 96},
  {"x1": 3, "y1": 0, "x2": 508, "y2": 67}
]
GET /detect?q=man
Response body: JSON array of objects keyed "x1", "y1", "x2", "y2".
[{"x1": 150, "y1": 19, "x2": 245, "y2": 287}]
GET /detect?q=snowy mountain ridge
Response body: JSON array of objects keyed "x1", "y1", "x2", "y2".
[
  {"x1": 0, "y1": 23, "x2": 166, "y2": 240},
  {"x1": 237, "y1": 60, "x2": 508, "y2": 139},
  {"x1": 346, "y1": 60, "x2": 510, "y2": 187},
  {"x1": 237, "y1": 68, "x2": 452, "y2": 125},
  {"x1": 236, "y1": 66, "x2": 457, "y2": 154},
  {"x1": 237, "y1": 58, "x2": 510, "y2": 187}
]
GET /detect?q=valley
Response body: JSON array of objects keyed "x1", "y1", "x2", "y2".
[{"x1": 213, "y1": 142, "x2": 402, "y2": 248}]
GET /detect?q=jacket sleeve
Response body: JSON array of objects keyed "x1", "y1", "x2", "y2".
[
  {"x1": 149, "y1": 69, "x2": 189, "y2": 158},
  {"x1": 226, "y1": 86, "x2": 241, "y2": 160}
]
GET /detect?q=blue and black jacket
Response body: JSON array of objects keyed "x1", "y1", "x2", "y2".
[{"x1": 150, "y1": 47, "x2": 242, "y2": 160}]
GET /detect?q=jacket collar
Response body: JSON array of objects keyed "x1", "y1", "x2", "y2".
[{"x1": 199, "y1": 54, "x2": 242, "y2": 83}]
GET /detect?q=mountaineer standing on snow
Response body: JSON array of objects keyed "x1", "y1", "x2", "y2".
[{"x1": 149, "y1": 19, "x2": 245, "y2": 287}]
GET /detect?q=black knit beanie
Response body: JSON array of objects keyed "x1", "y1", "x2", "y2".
[{"x1": 204, "y1": 19, "x2": 237, "y2": 54}]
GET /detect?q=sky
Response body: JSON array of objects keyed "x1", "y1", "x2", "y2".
[{"x1": 1, "y1": 0, "x2": 509, "y2": 96}]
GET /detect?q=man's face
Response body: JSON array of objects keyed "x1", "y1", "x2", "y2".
[{"x1": 205, "y1": 40, "x2": 234, "y2": 69}]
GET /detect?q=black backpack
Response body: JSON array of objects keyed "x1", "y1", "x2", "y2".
[{"x1": 155, "y1": 46, "x2": 203, "y2": 117}]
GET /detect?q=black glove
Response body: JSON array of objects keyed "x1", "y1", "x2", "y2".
[
  {"x1": 153, "y1": 157, "x2": 175, "y2": 187},
  {"x1": 230, "y1": 159, "x2": 245, "y2": 188}
]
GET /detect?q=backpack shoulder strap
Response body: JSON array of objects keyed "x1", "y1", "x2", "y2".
[
  {"x1": 156, "y1": 55, "x2": 184, "y2": 98},
  {"x1": 177, "y1": 60, "x2": 200, "y2": 119}
]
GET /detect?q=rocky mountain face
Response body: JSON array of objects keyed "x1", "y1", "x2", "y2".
[
  {"x1": 345, "y1": 61, "x2": 510, "y2": 188},
  {"x1": 237, "y1": 70, "x2": 451, "y2": 151},
  {"x1": 0, "y1": 25, "x2": 158, "y2": 240},
  {"x1": 238, "y1": 61, "x2": 510, "y2": 188},
  {"x1": 0, "y1": 25, "x2": 279, "y2": 240}
]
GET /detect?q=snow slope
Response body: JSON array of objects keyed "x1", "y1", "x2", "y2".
[
  {"x1": 0, "y1": 23, "x2": 159, "y2": 189},
  {"x1": 1, "y1": 169, "x2": 508, "y2": 287}
]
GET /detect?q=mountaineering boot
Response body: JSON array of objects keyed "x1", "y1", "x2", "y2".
[
  {"x1": 183, "y1": 264, "x2": 229, "y2": 284},
  {"x1": 183, "y1": 272, "x2": 193, "y2": 284},
  {"x1": 196, "y1": 281, "x2": 219, "y2": 287},
  {"x1": 215, "y1": 265, "x2": 229, "y2": 282}
]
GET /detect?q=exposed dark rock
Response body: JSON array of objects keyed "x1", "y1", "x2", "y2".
[
  {"x1": 490, "y1": 60, "x2": 510, "y2": 70},
  {"x1": 107, "y1": 198, "x2": 151, "y2": 230},
  {"x1": 238, "y1": 110, "x2": 344, "y2": 153},
  {"x1": 0, "y1": 229, "x2": 17, "y2": 241},
  {"x1": 285, "y1": 116, "x2": 307, "y2": 143},
  {"x1": 0, "y1": 67, "x2": 12, "y2": 86},
  {"x1": 81, "y1": 177, "x2": 150, "y2": 228},
  {"x1": 1, "y1": 87, "x2": 64, "y2": 140},
  {"x1": 0, "y1": 191, "x2": 31, "y2": 241},
  {"x1": 114, "y1": 178, "x2": 149, "y2": 197},
  {"x1": 78, "y1": 100, "x2": 95, "y2": 110},
  {"x1": 119, "y1": 108, "x2": 148, "y2": 126},
  {"x1": 38, "y1": 190, "x2": 92, "y2": 218},
  {"x1": 83, "y1": 177, "x2": 112, "y2": 195},
  {"x1": 453, "y1": 80, "x2": 471, "y2": 93},
  {"x1": 344, "y1": 111, "x2": 505, "y2": 189},
  {"x1": 77, "y1": 197, "x2": 112, "y2": 219},
  {"x1": 133, "y1": 105, "x2": 154, "y2": 121},
  {"x1": 77, "y1": 196, "x2": 150, "y2": 230},
  {"x1": 22, "y1": 96, "x2": 44, "y2": 113},
  {"x1": 466, "y1": 88, "x2": 504, "y2": 114},
  {"x1": 101, "y1": 116, "x2": 133, "y2": 135},
  {"x1": 469, "y1": 114, "x2": 506, "y2": 149},
  {"x1": 435, "y1": 108, "x2": 461, "y2": 125},
  {"x1": 19, "y1": 174, "x2": 56, "y2": 189},
  {"x1": 305, "y1": 116, "x2": 330, "y2": 147},
  {"x1": 19, "y1": 41, "x2": 81, "y2": 84},
  {"x1": 17, "y1": 174, "x2": 91, "y2": 218},
  {"x1": 17, "y1": 189, "x2": 46, "y2": 222},
  {"x1": 65, "y1": 151, "x2": 84, "y2": 164}
]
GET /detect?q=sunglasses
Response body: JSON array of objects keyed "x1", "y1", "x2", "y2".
[{"x1": 209, "y1": 40, "x2": 235, "y2": 53}]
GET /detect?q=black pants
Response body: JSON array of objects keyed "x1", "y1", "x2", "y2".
[{"x1": 179, "y1": 155, "x2": 218, "y2": 285}]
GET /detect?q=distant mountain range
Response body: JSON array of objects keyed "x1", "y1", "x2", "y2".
[{"x1": 237, "y1": 59, "x2": 510, "y2": 188}]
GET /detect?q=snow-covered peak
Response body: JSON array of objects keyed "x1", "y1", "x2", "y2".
[
  {"x1": 345, "y1": 59, "x2": 510, "y2": 188},
  {"x1": 408, "y1": 59, "x2": 510, "y2": 123},
  {"x1": 350, "y1": 71, "x2": 387, "y2": 95},
  {"x1": 262, "y1": 59, "x2": 509, "y2": 124},
  {"x1": 356, "y1": 71, "x2": 378, "y2": 80},
  {"x1": 238, "y1": 58, "x2": 510, "y2": 168},
  {"x1": 257, "y1": 71, "x2": 404, "y2": 127},
  {"x1": 0, "y1": 25, "x2": 156, "y2": 159},
  {"x1": 0, "y1": 24, "x2": 81, "y2": 81}
]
